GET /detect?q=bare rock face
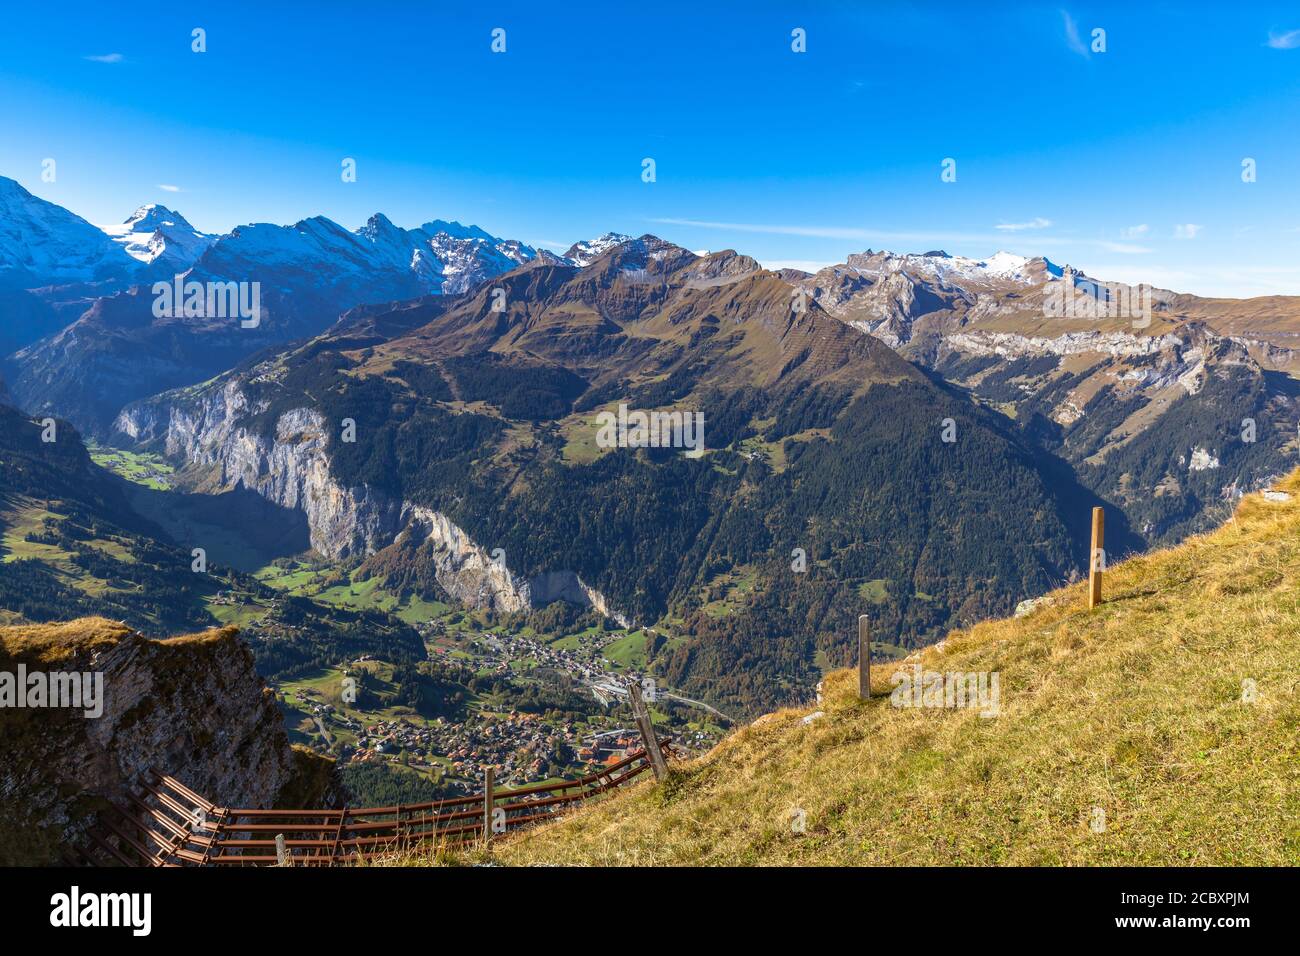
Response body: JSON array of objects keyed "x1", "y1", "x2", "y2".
[
  {"x1": 116, "y1": 381, "x2": 632, "y2": 622},
  {"x1": 0, "y1": 618, "x2": 328, "y2": 865}
]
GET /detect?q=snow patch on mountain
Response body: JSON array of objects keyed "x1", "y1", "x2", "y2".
[
  {"x1": 100, "y1": 204, "x2": 216, "y2": 268},
  {"x1": 848, "y1": 249, "x2": 1064, "y2": 286},
  {"x1": 563, "y1": 233, "x2": 633, "y2": 266},
  {"x1": 353, "y1": 213, "x2": 536, "y2": 295},
  {"x1": 0, "y1": 176, "x2": 137, "y2": 284}
]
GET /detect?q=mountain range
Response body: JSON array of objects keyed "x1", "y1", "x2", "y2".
[
  {"x1": 3, "y1": 177, "x2": 1299, "y2": 712},
  {"x1": 112, "y1": 235, "x2": 1122, "y2": 709}
]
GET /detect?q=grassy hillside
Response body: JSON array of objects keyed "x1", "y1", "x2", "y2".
[{"x1": 461, "y1": 474, "x2": 1300, "y2": 866}]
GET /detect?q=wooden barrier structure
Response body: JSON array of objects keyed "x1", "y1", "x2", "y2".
[
  {"x1": 628, "y1": 682, "x2": 669, "y2": 781},
  {"x1": 76, "y1": 745, "x2": 669, "y2": 867},
  {"x1": 1088, "y1": 506, "x2": 1105, "y2": 609}
]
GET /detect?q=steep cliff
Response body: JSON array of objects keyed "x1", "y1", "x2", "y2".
[
  {"x1": 0, "y1": 617, "x2": 338, "y2": 865},
  {"x1": 116, "y1": 381, "x2": 628, "y2": 623}
]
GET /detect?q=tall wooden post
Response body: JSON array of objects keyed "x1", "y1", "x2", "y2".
[
  {"x1": 628, "y1": 682, "x2": 669, "y2": 782},
  {"x1": 482, "y1": 767, "x2": 495, "y2": 847},
  {"x1": 1088, "y1": 506, "x2": 1105, "y2": 609},
  {"x1": 858, "y1": 615, "x2": 870, "y2": 699}
]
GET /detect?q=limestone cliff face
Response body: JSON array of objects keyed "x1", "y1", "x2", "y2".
[
  {"x1": 0, "y1": 618, "x2": 330, "y2": 865},
  {"x1": 116, "y1": 382, "x2": 630, "y2": 624}
]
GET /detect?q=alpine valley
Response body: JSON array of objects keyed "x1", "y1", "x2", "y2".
[{"x1": 3, "y1": 178, "x2": 1298, "y2": 809}]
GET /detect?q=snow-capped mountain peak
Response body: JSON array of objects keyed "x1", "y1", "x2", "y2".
[
  {"x1": 563, "y1": 232, "x2": 634, "y2": 266},
  {"x1": 350, "y1": 215, "x2": 536, "y2": 295},
  {"x1": 420, "y1": 219, "x2": 494, "y2": 242},
  {"x1": 116, "y1": 204, "x2": 193, "y2": 235},
  {"x1": 0, "y1": 175, "x2": 138, "y2": 284},
  {"x1": 100, "y1": 203, "x2": 215, "y2": 268},
  {"x1": 845, "y1": 248, "x2": 1064, "y2": 286},
  {"x1": 979, "y1": 250, "x2": 1030, "y2": 275}
]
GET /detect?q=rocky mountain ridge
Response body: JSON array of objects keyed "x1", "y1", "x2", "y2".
[
  {"x1": 0, "y1": 178, "x2": 646, "y2": 434},
  {"x1": 108, "y1": 236, "x2": 1119, "y2": 712}
]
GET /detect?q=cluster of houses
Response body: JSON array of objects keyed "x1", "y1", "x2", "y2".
[
  {"x1": 211, "y1": 590, "x2": 283, "y2": 612},
  {"x1": 575, "y1": 731, "x2": 644, "y2": 766},
  {"x1": 295, "y1": 683, "x2": 693, "y2": 791},
  {"x1": 439, "y1": 627, "x2": 616, "y2": 692},
  {"x1": 310, "y1": 705, "x2": 602, "y2": 789},
  {"x1": 278, "y1": 618, "x2": 725, "y2": 791}
]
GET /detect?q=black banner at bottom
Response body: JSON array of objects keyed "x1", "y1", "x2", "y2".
[{"x1": 0, "y1": 865, "x2": 1280, "y2": 942}]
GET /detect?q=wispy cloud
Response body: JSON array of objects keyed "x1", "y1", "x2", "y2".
[
  {"x1": 157, "y1": 184, "x2": 182, "y2": 193},
  {"x1": 1173, "y1": 223, "x2": 1203, "y2": 239},
  {"x1": 1119, "y1": 224, "x2": 1150, "y2": 239},
  {"x1": 84, "y1": 53, "x2": 124, "y2": 64},
  {"x1": 648, "y1": 216, "x2": 1150, "y2": 254},
  {"x1": 1061, "y1": 10, "x2": 1089, "y2": 58},
  {"x1": 1084, "y1": 262, "x2": 1300, "y2": 297},
  {"x1": 1266, "y1": 29, "x2": 1300, "y2": 49},
  {"x1": 995, "y1": 217, "x2": 1052, "y2": 232}
]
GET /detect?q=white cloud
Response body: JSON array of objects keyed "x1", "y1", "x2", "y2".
[
  {"x1": 1173, "y1": 223, "x2": 1203, "y2": 239},
  {"x1": 157, "y1": 184, "x2": 182, "y2": 193},
  {"x1": 1061, "y1": 10, "x2": 1089, "y2": 58},
  {"x1": 1266, "y1": 29, "x2": 1300, "y2": 49},
  {"x1": 995, "y1": 217, "x2": 1052, "y2": 232},
  {"x1": 84, "y1": 53, "x2": 124, "y2": 64},
  {"x1": 1119, "y1": 224, "x2": 1149, "y2": 239}
]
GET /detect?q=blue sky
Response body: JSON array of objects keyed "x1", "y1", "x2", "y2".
[{"x1": 2, "y1": 1, "x2": 1300, "y2": 296}]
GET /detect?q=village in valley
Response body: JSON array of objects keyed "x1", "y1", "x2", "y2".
[{"x1": 275, "y1": 612, "x2": 725, "y2": 799}]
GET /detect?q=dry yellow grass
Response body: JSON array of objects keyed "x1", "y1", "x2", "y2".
[
  {"x1": 438, "y1": 474, "x2": 1300, "y2": 866},
  {"x1": 0, "y1": 617, "x2": 134, "y2": 665},
  {"x1": 0, "y1": 617, "x2": 238, "y2": 665}
]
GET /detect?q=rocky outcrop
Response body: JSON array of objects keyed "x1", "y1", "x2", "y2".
[
  {"x1": 525, "y1": 571, "x2": 629, "y2": 626},
  {"x1": 116, "y1": 381, "x2": 630, "y2": 622},
  {"x1": 0, "y1": 618, "x2": 334, "y2": 865},
  {"x1": 945, "y1": 328, "x2": 1188, "y2": 360},
  {"x1": 942, "y1": 325, "x2": 1258, "y2": 397}
]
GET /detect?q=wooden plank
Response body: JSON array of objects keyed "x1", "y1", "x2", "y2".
[
  {"x1": 858, "y1": 614, "x2": 870, "y2": 699},
  {"x1": 1088, "y1": 506, "x2": 1105, "y2": 609},
  {"x1": 628, "y1": 682, "x2": 669, "y2": 781}
]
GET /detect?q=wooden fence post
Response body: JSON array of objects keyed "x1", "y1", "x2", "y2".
[
  {"x1": 274, "y1": 832, "x2": 287, "y2": 866},
  {"x1": 1088, "y1": 506, "x2": 1105, "y2": 609},
  {"x1": 858, "y1": 614, "x2": 870, "y2": 699},
  {"x1": 628, "y1": 681, "x2": 669, "y2": 782},
  {"x1": 482, "y1": 767, "x2": 495, "y2": 847}
]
